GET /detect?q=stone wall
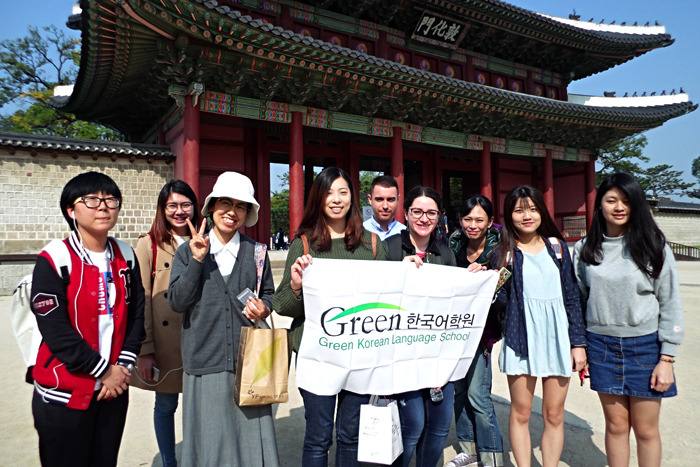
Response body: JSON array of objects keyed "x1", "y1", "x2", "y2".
[
  {"x1": 0, "y1": 149, "x2": 174, "y2": 294},
  {"x1": 653, "y1": 211, "x2": 700, "y2": 247}
]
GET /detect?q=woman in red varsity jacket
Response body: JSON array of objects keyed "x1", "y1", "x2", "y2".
[{"x1": 30, "y1": 172, "x2": 145, "y2": 467}]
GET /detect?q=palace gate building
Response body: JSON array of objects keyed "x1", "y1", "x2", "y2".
[{"x1": 56, "y1": 0, "x2": 696, "y2": 241}]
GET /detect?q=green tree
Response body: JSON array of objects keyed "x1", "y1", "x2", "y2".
[
  {"x1": 596, "y1": 135, "x2": 649, "y2": 185},
  {"x1": 688, "y1": 156, "x2": 700, "y2": 199},
  {"x1": 0, "y1": 25, "x2": 121, "y2": 140},
  {"x1": 597, "y1": 135, "x2": 694, "y2": 198},
  {"x1": 643, "y1": 164, "x2": 694, "y2": 198}
]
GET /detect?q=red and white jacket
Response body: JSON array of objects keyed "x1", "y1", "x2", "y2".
[{"x1": 30, "y1": 232, "x2": 145, "y2": 410}]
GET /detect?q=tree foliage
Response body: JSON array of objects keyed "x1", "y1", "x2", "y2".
[
  {"x1": 0, "y1": 25, "x2": 121, "y2": 140},
  {"x1": 597, "y1": 135, "x2": 694, "y2": 198},
  {"x1": 688, "y1": 156, "x2": 700, "y2": 199}
]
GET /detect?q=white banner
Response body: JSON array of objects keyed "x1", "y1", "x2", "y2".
[{"x1": 297, "y1": 258, "x2": 499, "y2": 395}]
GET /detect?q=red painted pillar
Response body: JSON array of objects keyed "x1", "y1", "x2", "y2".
[
  {"x1": 289, "y1": 111, "x2": 304, "y2": 237},
  {"x1": 391, "y1": 126, "x2": 405, "y2": 223},
  {"x1": 304, "y1": 159, "x2": 315, "y2": 203},
  {"x1": 480, "y1": 141, "x2": 492, "y2": 200},
  {"x1": 586, "y1": 156, "x2": 597, "y2": 230},
  {"x1": 543, "y1": 149, "x2": 554, "y2": 217},
  {"x1": 183, "y1": 95, "x2": 200, "y2": 200},
  {"x1": 255, "y1": 128, "x2": 270, "y2": 243},
  {"x1": 348, "y1": 140, "x2": 360, "y2": 201}
]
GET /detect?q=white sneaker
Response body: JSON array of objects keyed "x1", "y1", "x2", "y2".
[{"x1": 445, "y1": 452, "x2": 479, "y2": 467}]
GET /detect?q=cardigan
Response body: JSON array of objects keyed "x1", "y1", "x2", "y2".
[
  {"x1": 493, "y1": 237, "x2": 586, "y2": 357},
  {"x1": 168, "y1": 232, "x2": 275, "y2": 375},
  {"x1": 273, "y1": 230, "x2": 387, "y2": 352},
  {"x1": 132, "y1": 233, "x2": 184, "y2": 393}
]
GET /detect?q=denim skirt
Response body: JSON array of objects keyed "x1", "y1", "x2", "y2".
[{"x1": 587, "y1": 331, "x2": 677, "y2": 398}]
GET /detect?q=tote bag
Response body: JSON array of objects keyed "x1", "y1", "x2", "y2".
[
  {"x1": 357, "y1": 396, "x2": 403, "y2": 465},
  {"x1": 234, "y1": 243, "x2": 291, "y2": 406}
]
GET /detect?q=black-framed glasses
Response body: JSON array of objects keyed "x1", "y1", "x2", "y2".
[
  {"x1": 217, "y1": 198, "x2": 249, "y2": 214},
  {"x1": 74, "y1": 196, "x2": 121, "y2": 209},
  {"x1": 165, "y1": 202, "x2": 194, "y2": 213},
  {"x1": 408, "y1": 208, "x2": 440, "y2": 220}
]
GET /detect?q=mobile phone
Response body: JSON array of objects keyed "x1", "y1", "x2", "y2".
[
  {"x1": 494, "y1": 267, "x2": 512, "y2": 293},
  {"x1": 152, "y1": 367, "x2": 160, "y2": 382},
  {"x1": 237, "y1": 288, "x2": 257, "y2": 307}
]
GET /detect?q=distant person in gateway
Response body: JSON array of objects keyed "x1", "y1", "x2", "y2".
[{"x1": 363, "y1": 175, "x2": 406, "y2": 240}]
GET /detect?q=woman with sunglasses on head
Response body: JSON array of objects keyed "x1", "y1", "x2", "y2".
[
  {"x1": 273, "y1": 167, "x2": 387, "y2": 467},
  {"x1": 30, "y1": 171, "x2": 145, "y2": 467},
  {"x1": 132, "y1": 180, "x2": 201, "y2": 467},
  {"x1": 573, "y1": 173, "x2": 683, "y2": 467},
  {"x1": 384, "y1": 186, "x2": 456, "y2": 467},
  {"x1": 168, "y1": 172, "x2": 278, "y2": 466},
  {"x1": 446, "y1": 194, "x2": 504, "y2": 467},
  {"x1": 491, "y1": 185, "x2": 586, "y2": 467}
]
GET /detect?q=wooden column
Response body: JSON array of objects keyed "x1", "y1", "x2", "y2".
[
  {"x1": 304, "y1": 159, "x2": 315, "y2": 202},
  {"x1": 480, "y1": 141, "x2": 492, "y2": 200},
  {"x1": 289, "y1": 111, "x2": 304, "y2": 238},
  {"x1": 255, "y1": 128, "x2": 271, "y2": 243},
  {"x1": 586, "y1": 156, "x2": 597, "y2": 230},
  {"x1": 183, "y1": 95, "x2": 200, "y2": 199},
  {"x1": 391, "y1": 126, "x2": 405, "y2": 223},
  {"x1": 543, "y1": 149, "x2": 554, "y2": 217},
  {"x1": 348, "y1": 140, "x2": 360, "y2": 201}
]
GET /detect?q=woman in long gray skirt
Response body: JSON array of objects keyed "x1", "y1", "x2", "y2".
[{"x1": 169, "y1": 172, "x2": 279, "y2": 466}]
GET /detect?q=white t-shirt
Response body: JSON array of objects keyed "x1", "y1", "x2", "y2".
[{"x1": 87, "y1": 248, "x2": 115, "y2": 389}]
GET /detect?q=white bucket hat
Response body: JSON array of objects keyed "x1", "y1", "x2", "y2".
[{"x1": 201, "y1": 172, "x2": 260, "y2": 227}]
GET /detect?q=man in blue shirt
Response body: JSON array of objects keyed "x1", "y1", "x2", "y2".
[{"x1": 363, "y1": 175, "x2": 406, "y2": 240}]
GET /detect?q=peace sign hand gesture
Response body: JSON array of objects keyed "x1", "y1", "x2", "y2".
[{"x1": 187, "y1": 218, "x2": 210, "y2": 262}]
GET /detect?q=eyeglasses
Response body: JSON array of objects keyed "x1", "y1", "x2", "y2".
[
  {"x1": 165, "y1": 202, "x2": 194, "y2": 213},
  {"x1": 74, "y1": 196, "x2": 121, "y2": 209},
  {"x1": 217, "y1": 198, "x2": 248, "y2": 215},
  {"x1": 408, "y1": 208, "x2": 440, "y2": 220}
]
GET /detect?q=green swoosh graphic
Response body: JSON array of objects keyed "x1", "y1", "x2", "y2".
[{"x1": 327, "y1": 302, "x2": 405, "y2": 322}]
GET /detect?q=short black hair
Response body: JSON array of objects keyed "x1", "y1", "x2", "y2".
[
  {"x1": 458, "y1": 194, "x2": 494, "y2": 220},
  {"x1": 60, "y1": 171, "x2": 122, "y2": 230},
  {"x1": 369, "y1": 175, "x2": 399, "y2": 196}
]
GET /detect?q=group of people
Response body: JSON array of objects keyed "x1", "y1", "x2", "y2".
[{"x1": 27, "y1": 167, "x2": 682, "y2": 467}]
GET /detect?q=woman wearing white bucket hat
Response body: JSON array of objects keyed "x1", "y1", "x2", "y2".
[{"x1": 168, "y1": 171, "x2": 278, "y2": 466}]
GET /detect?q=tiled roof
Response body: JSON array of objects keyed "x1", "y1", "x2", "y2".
[
  {"x1": 0, "y1": 132, "x2": 174, "y2": 159},
  {"x1": 654, "y1": 199, "x2": 700, "y2": 214},
  {"x1": 201, "y1": 5, "x2": 695, "y2": 120}
]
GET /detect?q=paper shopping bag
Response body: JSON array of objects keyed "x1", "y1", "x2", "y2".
[
  {"x1": 357, "y1": 399, "x2": 403, "y2": 465},
  {"x1": 234, "y1": 319, "x2": 291, "y2": 406}
]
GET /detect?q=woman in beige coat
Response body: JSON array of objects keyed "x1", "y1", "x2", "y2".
[{"x1": 133, "y1": 180, "x2": 201, "y2": 467}]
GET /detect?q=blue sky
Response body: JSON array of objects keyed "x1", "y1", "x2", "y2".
[{"x1": 3, "y1": 1, "x2": 699, "y2": 198}]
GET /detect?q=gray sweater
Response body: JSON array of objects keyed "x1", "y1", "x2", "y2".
[{"x1": 573, "y1": 236, "x2": 684, "y2": 356}]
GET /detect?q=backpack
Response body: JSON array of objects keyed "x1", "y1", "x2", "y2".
[{"x1": 10, "y1": 237, "x2": 135, "y2": 381}]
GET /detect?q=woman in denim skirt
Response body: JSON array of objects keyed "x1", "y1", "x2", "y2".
[{"x1": 573, "y1": 173, "x2": 684, "y2": 467}]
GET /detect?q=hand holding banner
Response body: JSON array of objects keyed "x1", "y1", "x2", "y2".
[{"x1": 297, "y1": 259, "x2": 498, "y2": 395}]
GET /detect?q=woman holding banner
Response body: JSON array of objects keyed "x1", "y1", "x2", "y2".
[
  {"x1": 447, "y1": 194, "x2": 504, "y2": 467},
  {"x1": 385, "y1": 186, "x2": 456, "y2": 467},
  {"x1": 273, "y1": 167, "x2": 387, "y2": 466}
]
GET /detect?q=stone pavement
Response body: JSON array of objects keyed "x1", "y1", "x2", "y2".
[{"x1": 1, "y1": 256, "x2": 698, "y2": 466}]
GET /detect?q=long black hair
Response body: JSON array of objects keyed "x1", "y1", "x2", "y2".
[
  {"x1": 491, "y1": 185, "x2": 562, "y2": 269},
  {"x1": 458, "y1": 194, "x2": 494, "y2": 220},
  {"x1": 579, "y1": 173, "x2": 666, "y2": 279},
  {"x1": 296, "y1": 167, "x2": 365, "y2": 252},
  {"x1": 149, "y1": 180, "x2": 201, "y2": 249}
]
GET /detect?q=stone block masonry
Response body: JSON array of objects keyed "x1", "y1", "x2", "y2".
[{"x1": 0, "y1": 149, "x2": 174, "y2": 294}]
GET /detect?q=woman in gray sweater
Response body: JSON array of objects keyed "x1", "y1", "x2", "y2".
[{"x1": 573, "y1": 173, "x2": 683, "y2": 467}]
